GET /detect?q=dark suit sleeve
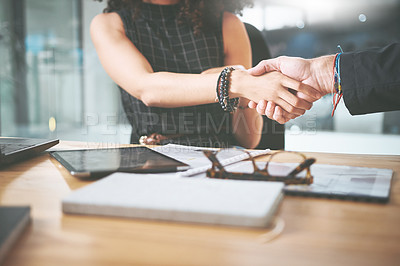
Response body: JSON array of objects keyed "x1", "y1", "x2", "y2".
[{"x1": 340, "y1": 42, "x2": 400, "y2": 115}]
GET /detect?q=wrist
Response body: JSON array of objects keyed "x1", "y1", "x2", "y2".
[
  {"x1": 310, "y1": 55, "x2": 335, "y2": 95},
  {"x1": 228, "y1": 69, "x2": 248, "y2": 98},
  {"x1": 216, "y1": 67, "x2": 240, "y2": 112}
]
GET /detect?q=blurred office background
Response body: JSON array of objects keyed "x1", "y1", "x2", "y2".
[{"x1": 0, "y1": 0, "x2": 399, "y2": 154}]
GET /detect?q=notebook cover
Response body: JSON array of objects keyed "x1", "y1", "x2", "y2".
[{"x1": 62, "y1": 173, "x2": 284, "y2": 227}]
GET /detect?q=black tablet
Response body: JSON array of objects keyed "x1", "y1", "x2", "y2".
[{"x1": 50, "y1": 146, "x2": 190, "y2": 178}]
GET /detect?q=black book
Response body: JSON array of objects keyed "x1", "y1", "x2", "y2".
[
  {"x1": 0, "y1": 138, "x2": 59, "y2": 167},
  {"x1": 0, "y1": 206, "x2": 31, "y2": 263}
]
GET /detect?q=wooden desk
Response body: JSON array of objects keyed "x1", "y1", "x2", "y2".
[{"x1": 1, "y1": 141, "x2": 399, "y2": 266}]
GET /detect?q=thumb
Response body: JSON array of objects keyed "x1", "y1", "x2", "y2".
[{"x1": 248, "y1": 58, "x2": 280, "y2": 76}]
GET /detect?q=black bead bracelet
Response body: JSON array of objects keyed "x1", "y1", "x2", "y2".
[{"x1": 216, "y1": 67, "x2": 239, "y2": 112}]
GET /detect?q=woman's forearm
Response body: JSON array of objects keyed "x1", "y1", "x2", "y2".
[
  {"x1": 136, "y1": 70, "x2": 262, "y2": 148},
  {"x1": 126, "y1": 72, "x2": 220, "y2": 108}
]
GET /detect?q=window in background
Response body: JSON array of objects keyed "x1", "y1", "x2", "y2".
[
  {"x1": 1, "y1": 0, "x2": 399, "y2": 154},
  {"x1": 0, "y1": 0, "x2": 130, "y2": 144},
  {"x1": 242, "y1": 0, "x2": 400, "y2": 155},
  {"x1": 80, "y1": 0, "x2": 131, "y2": 144},
  {"x1": 0, "y1": 1, "x2": 16, "y2": 136},
  {"x1": 0, "y1": 0, "x2": 82, "y2": 139}
]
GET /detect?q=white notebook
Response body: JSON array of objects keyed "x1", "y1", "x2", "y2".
[{"x1": 62, "y1": 173, "x2": 284, "y2": 227}]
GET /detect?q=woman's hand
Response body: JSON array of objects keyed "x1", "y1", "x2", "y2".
[
  {"x1": 230, "y1": 69, "x2": 320, "y2": 117},
  {"x1": 246, "y1": 55, "x2": 335, "y2": 124},
  {"x1": 248, "y1": 100, "x2": 297, "y2": 124}
]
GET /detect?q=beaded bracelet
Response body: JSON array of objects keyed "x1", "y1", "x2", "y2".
[
  {"x1": 216, "y1": 67, "x2": 239, "y2": 112},
  {"x1": 331, "y1": 52, "x2": 343, "y2": 116}
]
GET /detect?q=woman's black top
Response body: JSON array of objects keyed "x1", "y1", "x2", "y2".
[{"x1": 116, "y1": 3, "x2": 236, "y2": 148}]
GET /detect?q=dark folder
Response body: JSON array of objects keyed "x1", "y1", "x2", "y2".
[{"x1": 0, "y1": 206, "x2": 31, "y2": 263}]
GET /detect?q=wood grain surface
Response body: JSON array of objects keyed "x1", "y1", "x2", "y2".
[{"x1": 1, "y1": 141, "x2": 399, "y2": 266}]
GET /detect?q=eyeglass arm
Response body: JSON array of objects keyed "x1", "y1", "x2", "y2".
[
  {"x1": 287, "y1": 158, "x2": 316, "y2": 177},
  {"x1": 202, "y1": 151, "x2": 225, "y2": 171}
]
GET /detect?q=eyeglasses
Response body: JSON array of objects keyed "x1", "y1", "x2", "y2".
[{"x1": 203, "y1": 150, "x2": 315, "y2": 185}]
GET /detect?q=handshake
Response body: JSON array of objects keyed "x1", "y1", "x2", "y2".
[{"x1": 244, "y1": 55, "x2": 336, "y2": 124}]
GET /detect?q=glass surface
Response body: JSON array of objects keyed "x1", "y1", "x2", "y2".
[
  {"x1": 24, "y1": 0, "x2": 83, "y2": 138},
  {"x1": 50, "y1": 147, "x2": 189, "y2": 174},
  {"x1": 0, "y1": 0, "x2": 83, "y2": 138},
  {"x1": 241, "y1": 0, "x2": 400, "y2": 154}
]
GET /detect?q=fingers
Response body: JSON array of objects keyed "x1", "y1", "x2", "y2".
[
  {"x1": 273, "y1": 106, "x2": 287, "y2": 124},
  {"x1": 250, "y1": 100, "x2": 277, "y2": 121},
  {"x1": 273, "y1": 106, "x2": 292, "y2": 124},
  {"x1": 248, "y1": 101, "x2": 257, "y2": 109},
  {"x1": 296, "y1": 92, "x2": 315, "y2": 102},
  {"x1": 282, "y1": 77, "x2": 322, "y2": 101},
  {"x1": 265, "y1": 101, "x2": 275, "y2": 119},
  {"x1": 250, "y1": 100, "x2": 299, "y2": 124},
  {"x1": 247, "y1": 69, "x2": 319, "y2": 122},
  {"x1": 273, "y1": 97, "x2": 309, "y2": 116},
  {"x1": 249, "y1": 56, "x2": 323, "y2": 103},
  {"x1": 252, "y1": 71, "x2": 313, "y2": 114},
  {"x1": 275, "y1": 75, "x2": 317, "y2": 113},
  {"x1": 256, "y1": 100, "x2": 276, "y2": 120},
  {"x1": 250, "y1": 93, "x2": 309, "y2": 117},
  {"x1": 280, "y1": 108, "x2": 298, "y2": 121},
  {"x1": 274, "y1": 106, "x2": 301, "y2": 124},
  {"x1": 256, "y1": 100, "x2": 267, "y2": 114},
  {"x1": 248, "y1": 58, "x2": 280, "y2": 76},
  {"x1": 279, "y1": 88, "x2": 313, "y2": 112},
  {"x1": 299, "y1": 83, "x2": 322, "y2": 100}
]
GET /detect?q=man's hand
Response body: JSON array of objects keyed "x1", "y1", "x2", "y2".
[
  {"x1": 248, "y1": 55, "x2": 334, "y2": 95},
  {"x1": 229, "y1": 70, "x2": 320, "y2": 116},
  {"x1": 247, "y1": 55, "x2": 335, "y2": 123}
]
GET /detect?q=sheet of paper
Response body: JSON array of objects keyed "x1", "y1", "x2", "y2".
[{"x1": 152, "y1": 144, "x2": 270, "y2": 176}]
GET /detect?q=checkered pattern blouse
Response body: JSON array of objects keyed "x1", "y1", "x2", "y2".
[{"x1": 116, "y1": 3, "x2": 236, "y2": 148}]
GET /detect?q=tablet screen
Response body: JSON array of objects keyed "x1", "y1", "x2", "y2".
[{"x1": 50, "y1": 147, "x2": 189, "y2": 178}]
